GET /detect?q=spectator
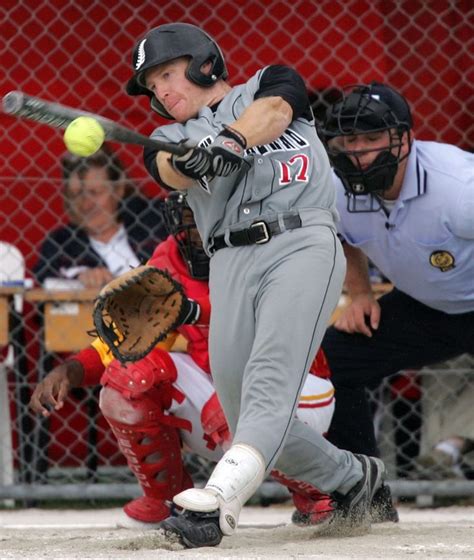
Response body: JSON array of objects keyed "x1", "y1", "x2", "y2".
[
  {"x1": 34, "y1": 144, "x2": 167, "y2": 288},
  {"x1": 317, "y1": 82, "x2": 474, "y2": 477}
]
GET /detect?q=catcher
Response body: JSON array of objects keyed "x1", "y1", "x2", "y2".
[{"x1": 29, "y1": 192, "x2": 338, "y2": 527}]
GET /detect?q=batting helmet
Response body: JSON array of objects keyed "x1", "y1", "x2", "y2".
[
  {"x1": 163, "y1": 191, "x2": 209, "y2": 280},
  {"x1": 126, "y1": 23, "x2": 228, "y2": 119},
  {"x1": 320, "y1": 82, "x2": 412, "y2": 210}
]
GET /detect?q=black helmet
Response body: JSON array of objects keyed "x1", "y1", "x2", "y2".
[
  {"x1": 320, "y1": 82, "x2": 412, "y2": 211},
  {"x1": 163, "y1": 191, "x2": 209, "y2": 280},
  {"x1": 126, "y1": 23, "x2": 228, "y2": 119}
]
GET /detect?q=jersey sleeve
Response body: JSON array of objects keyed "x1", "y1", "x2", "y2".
[{"x1": 255, "y1": 65, "x2": 312, "y2": 121}]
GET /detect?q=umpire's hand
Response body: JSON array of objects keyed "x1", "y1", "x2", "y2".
[
  {"x1": 333, "y1": 293, "x2": 381, "y2": 337},
  {"x1": 29, "y1": 361, "x2": 84, "y2": 417}
]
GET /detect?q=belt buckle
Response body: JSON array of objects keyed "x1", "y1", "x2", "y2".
[{"x1": 251, "y1": 221, "x2": 271, "y2": 244}]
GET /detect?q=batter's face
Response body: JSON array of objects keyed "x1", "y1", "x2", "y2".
[
  {"x1": 145, "y1": 58, "x2": 211, "y2": 122},
  {"x1": 66, "y1": 167, "x2": 124, "y2": 236}
]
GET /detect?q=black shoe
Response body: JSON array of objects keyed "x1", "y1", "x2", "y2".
[
  {"x1": 370, "y1": 483, "x2": 399, "y2": 523},
  {"x1": 332, "y1": 454, "x2": 385, "y2": 529},
  {"x1": 159, "y1": 509, "x2": 223, "y2": 549}
]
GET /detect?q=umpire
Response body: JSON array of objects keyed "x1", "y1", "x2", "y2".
[{"x1": 319, "y1": 82, "x2": 474, "y2": 465}]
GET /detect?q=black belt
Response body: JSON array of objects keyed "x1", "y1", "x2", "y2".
[{"x1": 211, "y1": 214, "x2": 302, "y2": 252}]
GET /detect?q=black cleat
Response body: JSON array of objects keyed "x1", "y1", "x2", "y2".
[
  {"x1": 331, "y1": 454, "x2": 385, "y2": 530},
  {"x1": 159, "y1": 509, "x2": 223, "y2": 549},
  {"x1": 370, "y1": 483, "x2": 399, "y2": 523}
]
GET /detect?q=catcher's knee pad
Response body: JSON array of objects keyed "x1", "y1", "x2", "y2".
[
  {"x1": 101, "y1": 387, "x2": 193, "y2": 503},
  {"x1": 99, "y1": 385, "x2": 164, "y2": 427},
  {"x1": 100, "y1": 348, "x2": 189, "y2": 426},
  {"x1": 101, "y1": 347, "x2": 178, "y2": 395}
]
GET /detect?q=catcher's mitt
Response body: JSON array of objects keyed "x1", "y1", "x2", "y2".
[{"x1": 93, "y1": 266, "x2": 188, "y2": 363}]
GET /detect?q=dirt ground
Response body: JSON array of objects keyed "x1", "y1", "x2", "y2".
[{"x1": 0, "y1": 504, "x2": 473, "y2": 560}]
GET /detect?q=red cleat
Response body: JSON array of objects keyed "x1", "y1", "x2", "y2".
[
  {"x1": 124, "y1": 496, "x2": 172, "y2": 523},
  {"x1": 291, "y1": 490, "x2": 335, "y2": 526}
]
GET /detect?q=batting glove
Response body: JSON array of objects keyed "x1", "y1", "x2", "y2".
[
  {"x1": 171, "y1": 147, "x2": 212, "y2": 180},
  {"x1": 208, "y1": 125, "x2": 247, "y2": 177}
]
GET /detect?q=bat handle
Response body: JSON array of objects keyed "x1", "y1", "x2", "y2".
[{"x1": 156, "y1": 138, "x2": 191, "y2": 156}]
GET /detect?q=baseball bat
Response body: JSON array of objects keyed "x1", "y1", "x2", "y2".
[{"x1": 2, "y1": 90, "x2": 189, "y2": 156}]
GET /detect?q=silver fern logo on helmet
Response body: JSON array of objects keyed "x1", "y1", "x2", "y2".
[{"x1": 135, "y1": 39, "x2": 147, "y2": 70}]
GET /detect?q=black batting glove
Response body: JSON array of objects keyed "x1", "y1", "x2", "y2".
[
  {"x1": 208, "y1": 126, "x2": 247, "y2": 177},
  {"x1": 171, "y1": 147, "x2": 212, "y2": 180}
]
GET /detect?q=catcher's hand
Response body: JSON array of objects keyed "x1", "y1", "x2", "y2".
[
  {"x1": 29, "y1": 361, "x2": 84, "y2": 417},
  {"x1": 93, "y1": 266, "x2": 199, "y2": 363}
]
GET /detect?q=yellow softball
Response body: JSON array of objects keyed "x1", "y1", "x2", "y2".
[{"x1": 63, "y1": 116, "x2": 105, "y2": 157}]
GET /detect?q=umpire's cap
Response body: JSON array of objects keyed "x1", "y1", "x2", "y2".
[{"x1": 126, "y1": 23, "x2": 228, "y2": 119}]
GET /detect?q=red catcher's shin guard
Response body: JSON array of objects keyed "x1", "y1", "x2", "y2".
[
  {"x1": 107, "y1": 415, "x2": 193, "y2": 523},
  {"x1": 100, "y1": 385, "x2": 193, "y2": 523}
]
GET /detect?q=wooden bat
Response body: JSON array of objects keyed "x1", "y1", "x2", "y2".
[{"x1": 2, "y1": 90, "x2": 189, "y2": 156}]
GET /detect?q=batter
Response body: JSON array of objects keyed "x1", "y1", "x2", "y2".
[{"x1": 126, "y1": 22, "x2": 385, "y2": 547}]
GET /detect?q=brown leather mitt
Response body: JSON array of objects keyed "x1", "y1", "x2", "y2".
[{"x1": 93, "y1": 266, "x2": 189, "y2": 363}]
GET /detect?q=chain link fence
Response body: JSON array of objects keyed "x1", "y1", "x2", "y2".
[{"x1": 1, "y1": 0, "x2": 473, "y2": 505}]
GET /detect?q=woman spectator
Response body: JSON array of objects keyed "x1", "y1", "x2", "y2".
[{"x1": 34, "y1": 144, "x2": 167, "y2": 288}]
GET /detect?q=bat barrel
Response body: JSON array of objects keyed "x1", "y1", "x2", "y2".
[{"x1": 2, "y1": 91, "x2": 24, "y2": 115}]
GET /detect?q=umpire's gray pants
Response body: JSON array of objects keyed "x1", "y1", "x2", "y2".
[{"x1": 209, "y1": 223, "x2": 362, "y2": 494}]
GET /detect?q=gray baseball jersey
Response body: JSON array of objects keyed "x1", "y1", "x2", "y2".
[
  {"x1": 147, "y1": 66, "x2": 364, "y2": 495},
  {"x1": 150, "y1": 67, "x2": 339, "y2": 253}
]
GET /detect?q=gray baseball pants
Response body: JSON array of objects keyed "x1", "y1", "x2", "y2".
[{"x1": 209, "y1": 221, "x2": 363, "y2": 494}]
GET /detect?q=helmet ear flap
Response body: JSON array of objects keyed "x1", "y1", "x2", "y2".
[
  {"x1": 186, "y1": 55, "x2": 219, "y2": 86},
  {"x1": 185, "y1": 43, "x2": 228, "y2": 87}
]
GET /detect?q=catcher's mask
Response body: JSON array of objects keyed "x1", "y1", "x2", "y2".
[
  {"x1": 126, "y1": 22, "x2": 228, "y2": 120},
  {"x1": 163, "y1": 192, "x2": 209, "y2": 280},
  {"x1": 320, "y1": 82, "x2": 412, "y2": 212}
]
